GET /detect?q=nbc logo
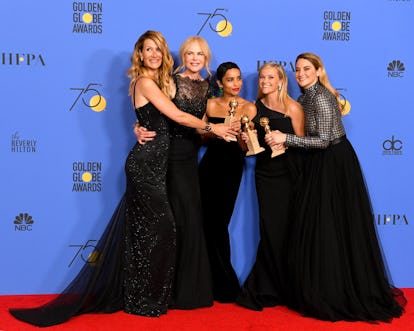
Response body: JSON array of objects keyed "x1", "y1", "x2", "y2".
[
  {"x1": 387, "y1": 60, "x2": 405, "y2": 78},
  {"x1": 14, "y1": 213, "x2": 34, "y2": 231}
]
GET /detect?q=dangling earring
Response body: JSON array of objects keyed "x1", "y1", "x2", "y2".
[
  {"x1": 218, "y1": 86, "x2": 223, "y2": 96},
  {"x1": 140, "y1": 57, "x2": 143, "y2": 62},
  {"x1": 278, "y1": 85, "x2": 282, "y2": 91}
]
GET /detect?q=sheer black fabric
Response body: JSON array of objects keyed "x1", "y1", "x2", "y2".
[
  {"x1": 286, "y1": 139, "x2": 406, "y2": 322},
  {"x1": 198, "y1": 117, "x2": 244, "y2": 303},
  {"x1": 284, "y1": 83, "x2": 406, "y2": 322},
  {"x1": 10, "y1": 103, "x2": 176, "y2": 326},
  {"x1": 167, "y1": 75, "x2": 213, "y2": 309}
]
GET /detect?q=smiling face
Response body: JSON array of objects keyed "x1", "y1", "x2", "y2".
[
  {"x1": 219, "y1": 68, "x2": 242, "y2": 97},
  {"x1": 183, "y1": 41, "x2": 206, "y2": 76},
  {"x1": 139, "y1": 38, "x2": 163, "y2": 72},
  {"x1": 295, "y1": 58, "x2": 321, "y2": 89},
  {"x1": 259, "y1": 66, "x2": 282, "y2": 96}
]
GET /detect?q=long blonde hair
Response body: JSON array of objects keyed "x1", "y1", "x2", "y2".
[
  {"x1": 127, "y1": 30, "x2": 174, "y2": 98},
  {"x1": 257, "y1": 62, "x2": 293, "y2": 111},
  {"x1": 174, "y1": 36, "x2": 212, "y2": 76},
  {"x1": 295, "y1": 52, "x2": 342, "y2": 111}
]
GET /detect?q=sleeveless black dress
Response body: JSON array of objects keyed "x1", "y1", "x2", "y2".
[
  {"x1": 167, "y1": 75, "x2": 213, "y2": 309},
  {"x1": 9, "y1": 102, "x2": 176, "y2": 326},
  {"x1": 236, "y1": 100, "x2": 302, "y2": 310},
  {"x1": 198, "y1": 117, "x2": 244, "y2": 302}
]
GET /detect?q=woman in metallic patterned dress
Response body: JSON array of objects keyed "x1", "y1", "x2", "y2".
[
  {"x1": 270, "y1": 52, "x2": 406, "y2": 322},
  {"x1": 9, "y1": 31, "x2": 235, "y2": 327}
]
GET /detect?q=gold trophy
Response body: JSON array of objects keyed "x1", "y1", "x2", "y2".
[
  {"x1": 241, "y1": 115, "x2": 265, "y2": 156},
  {"x1": 259, "y1": 117, "x2": 285, "y2": 157},
  {"x1": 224, "y1": 99, "x2": 238, "y2": 142}
]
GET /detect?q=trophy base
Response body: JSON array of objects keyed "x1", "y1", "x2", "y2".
[
  {"x1": 271, "y1": 147, "x2": 286, "y2": 158},
  {"x1": 246, "y1": 146, "x2": 265, "y2": 156}
]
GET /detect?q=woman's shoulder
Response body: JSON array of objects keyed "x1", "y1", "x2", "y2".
[
  {"x1": 287, "y1": 98, "x2": 303, "y2": 113},
  {"x1": 241, "y1": 98, "x2": 256, "y2": 109},
  {"x1": 239, "y1": 98, "x2": 256, "y2": 117},
  {"x1": 135, "y1": 76, "x2": 156, "y2": 89}
]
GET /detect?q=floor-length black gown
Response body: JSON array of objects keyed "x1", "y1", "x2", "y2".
[
  {"x1": 285, "y1": 83, "x2": 406, "y2": 322},
  {"x1": 167, "y1": 75, "x2": 213, "y2": 309},
  {"x1": 236, "y1": 100, "x2": 302, "y2": 310},
  {"x1": 9, "y1": 102, "x2": 176, "y2": 326},
  {"x1": 198, "y1": 117, "x2": 244, "y2": 302}
]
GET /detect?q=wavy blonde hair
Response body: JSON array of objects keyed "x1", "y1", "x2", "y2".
[
  {"x1": 127, "y1": 30, "x2": 174, "y2": 98},
  {"x1": 173, "y1": 36, "x2": 212, "y2": 76},
  {"x1": 295, "y1": 52, "x2": 342, "y2": 111},
  {"x1": 257, "y1": 62, "x2": 294, "y2": 111}
]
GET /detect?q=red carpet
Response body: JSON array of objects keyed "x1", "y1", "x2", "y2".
[{"x1": 1, "y1": 289, "x2": 413, "y2": 331}]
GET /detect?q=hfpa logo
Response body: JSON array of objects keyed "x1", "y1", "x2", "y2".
[
  {"x1": 375, "y1": 214, "x2": 409, "y2": 225},
  {"x1": 1, "y1": 52, "x2": 45, "y2": 66}
]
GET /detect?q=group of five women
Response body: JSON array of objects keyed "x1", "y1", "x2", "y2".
[{"x1": 9, "y1": 30, "x2": 406, "y2": 327}]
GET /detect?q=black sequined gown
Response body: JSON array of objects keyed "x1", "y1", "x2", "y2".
[
  {"x1": 167, "y1": 75, "x2": 213, "y2": 309},
  {"x1": 9, "y1": 102, "x2": 176, "y2": 326},
  {"x1": 236, "y1": 100, "x2": 302, "y2": 310},
  {"x1": 198, "y1": 117, "x2": 244, "y2": 303}
]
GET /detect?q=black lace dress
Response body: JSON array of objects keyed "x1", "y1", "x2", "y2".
[
  {"x1": 236, "y1": 99, "x2": 303, "y2": 310},
  {"x1": 198, "y1": 117, "x2": 244, "y2": 303},
  {"x1": 9, "y1": 102, "x2": 176, "y2": 326},
  {"x1": 166, "y1": 75, "x2": 213, "y2": 309}
]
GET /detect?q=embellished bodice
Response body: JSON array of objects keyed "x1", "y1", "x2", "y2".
[
  {"x1": 169, "y1": 75, "x2": 211, "y2": 140},
  {"x1": 286, "y1": 83, "x2": 346, "y2": 149},
  {"x1": 135, "y1": 102, "x2": 169, "y2": 136}
]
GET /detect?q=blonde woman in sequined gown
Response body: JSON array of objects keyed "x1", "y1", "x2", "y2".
[{"x1": 9, "y1": 31, "x2": 235, "y2": 327}]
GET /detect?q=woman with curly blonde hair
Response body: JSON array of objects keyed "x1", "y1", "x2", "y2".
[{"x1": 9, "y1": 30, "x2": 236, "y2": 327}]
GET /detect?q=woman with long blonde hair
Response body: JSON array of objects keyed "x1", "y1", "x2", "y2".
[
  {"x1": 133, "y1": 35, "x2": 229, "y2": 309},
  {"x1": 237, "y1": 62, "x2": 304, "y2": 310},
  {"x1": 271, "y1": 52, "x2": 406, "y2": 322},
  {"x1": 9, "y1": 30, "x2": 236, "y2": 327}
]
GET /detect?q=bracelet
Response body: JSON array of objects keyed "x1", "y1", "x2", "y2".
[{"x1": 203, "y1": 122, "x2": 212, "y2": 132}]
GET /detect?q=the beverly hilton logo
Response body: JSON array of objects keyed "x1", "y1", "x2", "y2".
[
  {"x1": 11, "y1": 132, "x2": 37, "y2": 152},
  {"x1": 72, "y1": 2, "x2": 103, "y2": 34}
]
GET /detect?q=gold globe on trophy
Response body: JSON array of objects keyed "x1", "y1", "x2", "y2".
[
  {"x1": 224, "y1": 99, "x2": 238, "y2": 141},
  {"x1": 241, "y1": 115, "x2": 265, "y2": 156},
  {"x1": 259, "y1": 117, "x2": 285, "y2": 157}
]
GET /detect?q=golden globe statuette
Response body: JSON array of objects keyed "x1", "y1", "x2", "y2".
[
  {"x1": 241, "y1": 115, "x2": 265, "y2": 156},
  {"x1": 224, "y1": 99, "x2": 238, "y2": 142},
  {"x1": 259, "y1": 117, "x2": 285, "y2": 157}
]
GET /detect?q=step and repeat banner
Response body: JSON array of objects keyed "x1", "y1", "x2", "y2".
[{"x1": 0, "y1": 0, "x2": 412, "y2": 294}]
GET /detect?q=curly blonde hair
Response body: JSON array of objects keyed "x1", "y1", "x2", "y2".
[{"x1": 127, "y1": 30, "x2": 174, "y2": 98}]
